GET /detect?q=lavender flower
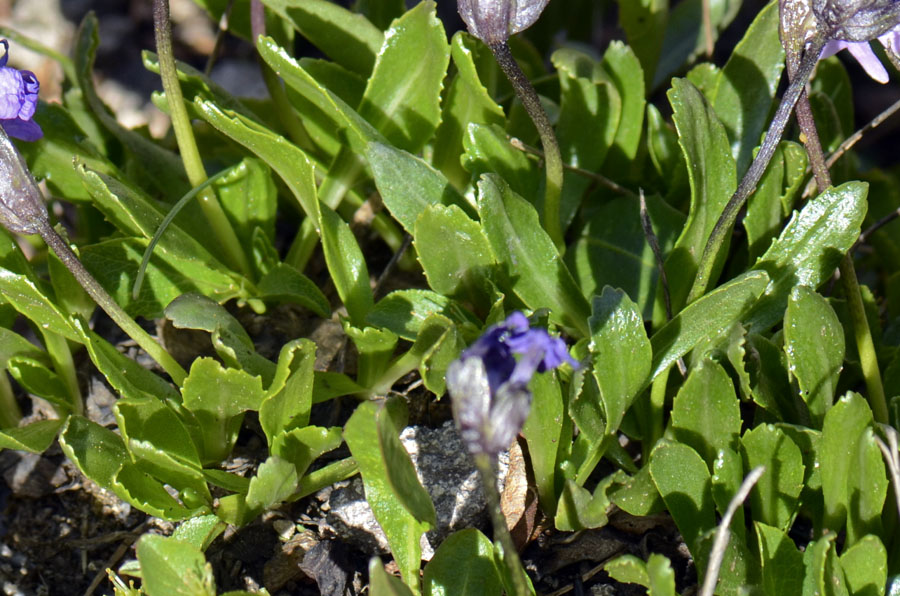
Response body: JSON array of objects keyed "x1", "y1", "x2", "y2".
[
  {"x1": 457, "y1": 0, "x2": 550, "y2": 45},
  {"x1": 447, "y1": 312, "x2": 577, "y2": 457},
  {"x1": 0, "y1": 40, "x2": 42, "y2": 142},
  {"x1": 812, "y1": 0, "x2": 900, "y2": 83}
]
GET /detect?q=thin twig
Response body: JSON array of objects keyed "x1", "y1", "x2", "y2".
[
  {"x1": 373, "y1": 234, "x2": 413, "y2": 301},
  {"x1": 204, "y1": 0, "x2": 235, "y2": 76},
  {"x1": 702, "y1": 0, "x2": 714, "y2": 57},
  {"x1": 699, "y1": 467, "x2": 765, "y2": 596},
  {"x1": 856, "y1": 208, "x2": 900, "y2": 249},
  {"x1": 509, "y1": 137, "x2": 635, "y2": 197}
]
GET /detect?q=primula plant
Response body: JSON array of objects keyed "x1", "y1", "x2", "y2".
[{"x1": 3, "y1": 0, "x2": 900, "y2": 593}]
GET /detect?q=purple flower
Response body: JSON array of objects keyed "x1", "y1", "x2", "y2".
[
  {"x1": 447, "y1": 311, "x2": 577, "y2": 457},
  {"x1": 820, "y1": 26, "x2": 900, "y2": 82},
  {"x1": 457, "y1": 0, "x2": 550, "y2": 45},
  {"x1": 0, "y1": 40, "x2": 42, "y2": 142}
]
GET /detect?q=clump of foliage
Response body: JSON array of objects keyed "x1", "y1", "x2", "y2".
[{"x1": 2, "y1": 0, "x2": 900, "y2": 594}]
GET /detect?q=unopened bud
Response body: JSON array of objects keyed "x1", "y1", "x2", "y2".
[{"x1": 457, "y1": 0, "x2": 550, "y2": 45}]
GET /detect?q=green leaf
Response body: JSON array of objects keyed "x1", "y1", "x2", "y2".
[
  {"x1": 181, "y1": 358, "x2": 266, "y2": 463},
  {"x1": 136, "y1": 535, "x2": 216, "y2": 596},
  {"x1": 367, "y1": 142, "x2": 467, "y2": 234},
  {"x1": 746, "y1": 181, "x2": 868, "y2": 331},
  {"x1": 211, "y1": 157, "x2": 277, "y2": 254},
  {"x1": 257, "y1": 263, "x2": 331, "y2": 317},
  {"x1": 113, "y1": 462, "x2": 199, "y2": 521},
  {"x1": 357, "y1": 0, "x2": 449, "y2": 152},
  {"x1": 73, "y1": 319, "x2": 180, "y2": 403},
  {"x1": 784, "y1": 286, "x2": 844, "y2": 426},
  {"x1": 555, "y1": 473, "x2": 619, "y2": 532},
  {"x1": 461, "y1": 123, "x2": 541, "y2": 206},
  {"x1": 588, "y1": 287, "x2": 651, "y2": 435},
  {"x1": 367, "y1": 289, "x2": 479, "y2": 341},
  {"x1": 260, "y1": 339, "x2": 316, "y2": 444},
  {"x1": 0, "y1": 269, "x2": 78, "y2": 342},
  {"x1": 344, "y1": 399, "x2": 434, "y2": 589},
  {"x1": 746, "y1": 332, "x2": 801, "y2": 422},
  {"x1": 606, "y1": 553, "x2": 676, "y2": 596},
  {"x1": 419, "y1": 322, "x2": 466, "y2": 397},
  {"x1": 745, "y1": 141, "x2": 808, "y2": 262},
  {"x1": 115, "y1": 397, "x2": 210, "y2": 503},
  {"x1": 245, "y1": 455, "x2": 298, "y2": 512},
  {"x1": 802, "y1": 534, "x2": 848, "y2": 596},
  {"x1": 820, "y1": 393, "x2": 886, "y2": 542},
  {"x1": 319, "y1": 203, "x2": 374, "y2": 327},
  {"x1": 476, "y1": 174, "x2": 590, "y2": 337},
  {"x1": 369, "y1": 558, "x2": 416, "y2": 596},
  {"x1": 172, "y1": 515, "x2": 226, "y2": 552},
  {"x1": 649, "y1": 440, "x2": 715, "y2": 560},
  {"x1": 609, "y1": 465, "x2": 664, "y2": 516},
  {"x1": 665, "y1": 77, "x2": 737, "y2": 310},
  {"x1": 423, "y1": 529, "x2": 502, "y2": 596},
  {"x1": 81, "y1": 238, "x2": 243, "y2": 319},
  {"x1": 433, "y1": 32, "x2": 506, "y2": 189},
  {"x1": 614, "y1": 0, "x2": 667, "y2": 88},
  {"x1": 345, "y1": 323, "x2": 398, "y2": 389},
  {"x1": 414, "y1": 204, "x2": 496, "y2": 304},
  {"x1": 260, "y1": 0, "x2": 383, "y2": 76},
  {"x1": 671, "y1": 359, "x2": 741, "y2": 468},
  {"x1": 165, "y1": 294, "x2": 275, "y2": 385},
  {"x1": 58, "y1": 415, "x2": 127, "y2": 489},
  {"x1": 270, "y1": 425, "x2": 342, "y2": 477},
  {"x1": 840, "y1": 535, "x2": 887, "y2": 596},
  {"x1": 7, "y1": 356, "x2": 71, "y2": 411},
  {"x1": 522, "y1": 370, "x2": 565, "y2": 516},
  {"x1": 649, "y1": 270, "x2": 769, "y2": 381},
  {"x1": 0, "y1": 419, "x2": 64, "y2": 454},
  {"x1": 567, "y1": 194, "x2": 685, "y2": 320},
  {"x1": 741, "y1": 424, "x2": 804, "y2": 531},
  {"x1": 600, "y1": 41, "x2": 646, "y2": 175},
  {"x1": 707, "y1": 2, "x2": 785, "y2": 175},
  {"x1": 755, "y1": 522, "x2": 804, "y2": 596}
]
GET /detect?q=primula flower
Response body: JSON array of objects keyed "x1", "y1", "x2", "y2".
[
  {"x1": 447, "y1": 311, "x2": 577, "y2": 457},
  {"x1": 0, "y1": 40, "x2": 42, "y2": 142},
  {"x1": 457, "y1": 0, "x2": 550, "y2": 45}
]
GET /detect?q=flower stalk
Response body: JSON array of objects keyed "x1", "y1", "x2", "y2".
[{"x1": 152, "y1": 0, "x2": 250, "y2": 276}]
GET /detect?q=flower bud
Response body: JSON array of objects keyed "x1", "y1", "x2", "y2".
[
  {"x1": 0, "y1": 124, "x2": 48, "y2": 235},
  {"x1": 812, "y1": 0, "x2": 900, "y2": 42},
  {"x1": 457, "y1": 0, "x2": 550, "y2": 45}
]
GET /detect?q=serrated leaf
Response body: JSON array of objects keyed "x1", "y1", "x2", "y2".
[
  {"x1": 357, "y1": 0, "x2": 449, "y2": 152},
  {"x1": 367, "y1": 141, "x2": 467, "y2": 234},
  {"x1": 755, "y1": 522, "x2": 804, "y2": 596},
  {"x1": 270, "y1": 425, "x2": 342, "y2": 477},
  {"x1": 461, "y1": 123, "x2": 541, "y2": 206},
  {"x1": 588, "y1": 287, "x2": 651, "y2": 435},
  {"x1": 665, "y1": 77, "x2": 737, "y2": 310},
  {"x1": 840, "y1": 535, "x2": 887, "y2": 596},
  {"x1": 367, "y1": 289, "x2": 479, "y2": 341},
  {"x1": 707, "y1": 2, "x2": 785, "y2": 174},
  {"x1": 260, "y1": 339, "x2": 315, "y2": 444},
  {"x1": 257, "y1": 263, "x2": 330, "y2": 317},
  {"x1": 649, "y1": 270, "x2": 769, "y2": 381},
  {"x1": 433, "y1": 32, "x2": 506, "y2": 189},
  {"x1": 671, "y1": 359, "x2": 741, "y2": 468},
  {"x1": 567, "y1": 194, "x2": 685, "y2": 320},
  {"x1": 741, "y1": 424, "x2": 804, "y2": 531},
  {"x1": 747, "y1": 181, "x2": 868, "y2": 331},
  {"x1": 414, "y1": 204, "x2": 496, "y2": 304},
  {"x1": 476, "y1": 174, "x2": 590, "y2": 336},
  {"x1": 423, "y1": 529, "x2": 502, "y2": 596},
  {"x1": 245, "y1": 455, "x2": 298, "y2": 512},
  {"x1": 0, "y1": 269, "x2": 78, "y2": 341},
  {"x1": 784, "y1": 286, "x2": 844, "y2": 426},
  {"x1": 136, "y1": 535, "x2": 216, "y2": 596},
  {"x1": 172, "y1": 515, "x2": 226, "y2": 553},
  {"x1": 0, "y1": 419, "x2": 64, "y2": 454},
  {"x1": 58, "y1": 415, "x2": 128, "y2": 489},
  {"x1": 600, "y1": 41, "x2": 646, "y2": 175},
  {"x1": 260, "y1": 0, "x2": 383, "y2": 76}
]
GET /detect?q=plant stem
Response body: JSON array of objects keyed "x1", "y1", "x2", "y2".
[
  {"x1": 250, "y1": 0, "x2": 312, "y2": 148},
  {"x1": 473, "y1": 452, "x2": 533, "y2": 596},
  {"x1": 490, "y1": 41, "x2": 564, "y2": 250},
  {"x1": 789, "y1": 58, "x2": 888, "y2": 424},
  {"x1": 686, "y1": 35, "x2": 826, "y2": 304},
  {"x1": 37, "y1": 221, "x2": 187, "y2": 386},
  {"x1": 152, "y1": 0, "x2": 250, "y2": 276},
  {"x1": 41, "y1": 329, "x2": 83, "y2": 415}
]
